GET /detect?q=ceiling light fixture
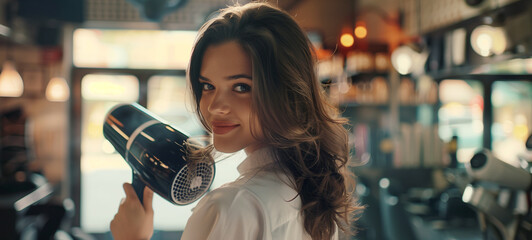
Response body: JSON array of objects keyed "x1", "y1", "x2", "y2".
[
  {"x1": 0, "y1": 60, "x2": 24, "y2": 97},
  {"x1": 471, "y1": 25, "x2": 507, "y2": 57},
  {"x1": 391, "y1": 44, "x2": 428, "y2": 75},
  {"x1": 46, "y1": 76, "x2": 69, "y2": 102}
]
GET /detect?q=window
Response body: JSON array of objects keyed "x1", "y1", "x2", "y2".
[
  {"x1": 80, "y1": 74, "x2": 140, "y2": 232},
  {"x1": 492, "y1": 81, "x2": 532, "y2": 165},
  {"x1": 73, "y1": 29, "x2": 196, "y2": 69},
  {"x1": 438, "y1": 79, "x2": 484, "y2": 163}
]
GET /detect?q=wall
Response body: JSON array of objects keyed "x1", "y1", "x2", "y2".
[{"x1": 1, "y1": 40, "x2": 69, "y2": 198}]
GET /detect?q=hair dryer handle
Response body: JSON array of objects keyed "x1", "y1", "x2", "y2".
[{"x1": 132, "y1": 173, "x2": 145, "y2": 204}]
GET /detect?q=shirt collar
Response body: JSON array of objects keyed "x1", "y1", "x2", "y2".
[{"x1": 237, "y1": 147, "x2": 277, "y2": 175}]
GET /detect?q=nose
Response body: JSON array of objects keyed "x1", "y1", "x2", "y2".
[{"x1": 207, "y1": 90, "x2": 230, "y2": 115}]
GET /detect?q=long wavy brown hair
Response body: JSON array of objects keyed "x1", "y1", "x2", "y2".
[{"x1": 188, "y1": 2, "x2": 362, "y2": 239}]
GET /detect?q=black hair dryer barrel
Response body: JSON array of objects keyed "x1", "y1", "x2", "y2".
[{"x1": 103, "y1": 103, "x2": 214, "y2": 205}]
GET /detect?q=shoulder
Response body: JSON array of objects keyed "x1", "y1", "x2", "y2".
[
  {"x1": 195, "y1": 171, "x2": 300, "y2": 220},
  {"x1": 239, "y1": 171, "x2": 300, "y2": 206},
  {"x1": 197, "y1": 183, "x2": 264, "y2": 215},
  {"x1": 183, "y1": 172, "x2": 303, "y2": 239},
  {"x1": 235, "y1": 171, "x2": 302, "y2": 228},
  {"x1": 182, "y1": 184, "x2": 268, "y2": 239}
]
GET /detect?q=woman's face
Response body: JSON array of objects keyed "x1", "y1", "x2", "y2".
[{"x1": 199, "y1": 40, "x2": 264, "y2": 154}]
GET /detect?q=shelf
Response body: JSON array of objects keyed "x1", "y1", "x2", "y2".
[
  {"x1": 339, "y1": 102, "x2": 389, "y2": 108},
  {"x1": 338, "y1": 103, "x2": 439, "y2": 110},
  {"x1": 348, "y1": 72, "x2": 389, "y2": 81}
]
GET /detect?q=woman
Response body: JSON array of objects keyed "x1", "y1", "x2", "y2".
[{"x1": 111, "y1": 2, "x2": 361, "y2": 239}]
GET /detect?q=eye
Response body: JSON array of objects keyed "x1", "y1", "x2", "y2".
[
  {"x1": 234, "y1": 83, "x2": 251, "y2": 93},
  {"x1": 201, "y1": 82, "x2": 214, "y2": 91}
]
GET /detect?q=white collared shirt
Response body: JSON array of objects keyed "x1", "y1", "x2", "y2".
[{"x1": 181, "y1": 147, "x2": 338, "y2": 240}]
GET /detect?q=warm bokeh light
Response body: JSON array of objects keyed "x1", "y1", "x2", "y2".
[
  {"x1": 340, "y1": 33, "x2": 354, "y2": 48},
  {"x1": 475, "y1": 33, "x2": 492, "y2": 57},
  {"x1": 46, "y1": 77, "x2": 70, "y2": 102},
  {"x1": 354, "y1": 26, "x2": 367, "y2": 39},
  {"x1": 391, "y1": 46, "x2": 414, "y2": 75},
  {"x1": 491, "y1": 28, "x2": 507, "y2": 55},
  {"x1": 471, "y1": 25, "x2": 507, "y2": 57},
  {"x1": 391, "y1": 45, "x2": 429, "y2": 75},
  {"x1": 395, "y1": 53, "x2": 412, "y2": 75},
  {"x1": 0, "y1": 61, "x2": 24, "y2": 97}
]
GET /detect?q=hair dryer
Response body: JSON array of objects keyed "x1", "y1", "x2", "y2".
[
  {"x1": 103, "y1": 103, "x2": 214, "y2": 205},
  {"x1": 465, "y1": 149, "x2": 532, "y2": 191}
]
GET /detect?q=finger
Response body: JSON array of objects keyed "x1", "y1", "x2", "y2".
[
  {"x1": 123, "y1": 183, "x2": 140, "y2": 203},
  {"x1": 110, "y1": 218, "x2": 119, "y2": 239},
  {"x1": 110, "y1": 214, "x2": 119, "y2": 230},
  {"x1": 110, "y1": 219, "x2": 115, "y2": 232},
  {"x1": 143, "y1": 186, "x2": 154, "y2": 212}
]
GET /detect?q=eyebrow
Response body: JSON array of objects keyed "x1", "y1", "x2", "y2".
[{"x1": 199, "y1": 74, "x2": 252, "y2": 81}]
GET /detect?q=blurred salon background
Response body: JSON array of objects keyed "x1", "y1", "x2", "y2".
[{"x1": 0, "y1": 0, "x2": 531, "y2": 239}]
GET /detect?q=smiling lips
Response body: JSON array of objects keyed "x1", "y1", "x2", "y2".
[{"x1": 211, "y1": 121, "x2": 239, "y2": 135}]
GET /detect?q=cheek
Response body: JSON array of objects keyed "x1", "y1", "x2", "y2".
[
  {"x1": 199, "y1": 98, "x2": 210, "y2": 122},
  {"x1": 236, "y1": 98, "x2": 252, "y2": 119}
]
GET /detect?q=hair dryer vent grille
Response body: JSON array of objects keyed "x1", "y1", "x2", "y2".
[{"x1": 171, "y1": 162, "x2": 214, "y2": 204}]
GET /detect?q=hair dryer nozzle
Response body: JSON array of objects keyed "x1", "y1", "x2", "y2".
[{"x1": 466, "y1": 149, "x2": 532, "y2": 190}]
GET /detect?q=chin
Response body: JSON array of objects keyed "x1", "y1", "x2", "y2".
[{"x1": 213, "y1": 142, "x2": 243, "y2": 153}]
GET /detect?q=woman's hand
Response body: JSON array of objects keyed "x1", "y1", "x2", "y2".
[{"x1": 110, "y1": 183, "x2": 154, "y2": 240}]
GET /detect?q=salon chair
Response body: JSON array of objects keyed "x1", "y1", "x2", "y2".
[
  {"x1": 0, "y1": 107, "x2": 81, "y2": 240},
  {"x1": 378, "y1": 178, "x2": 419, "y2": 240},
  {"x1": 354, "y1": 178, "x2": 385, "y2": 240}
]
